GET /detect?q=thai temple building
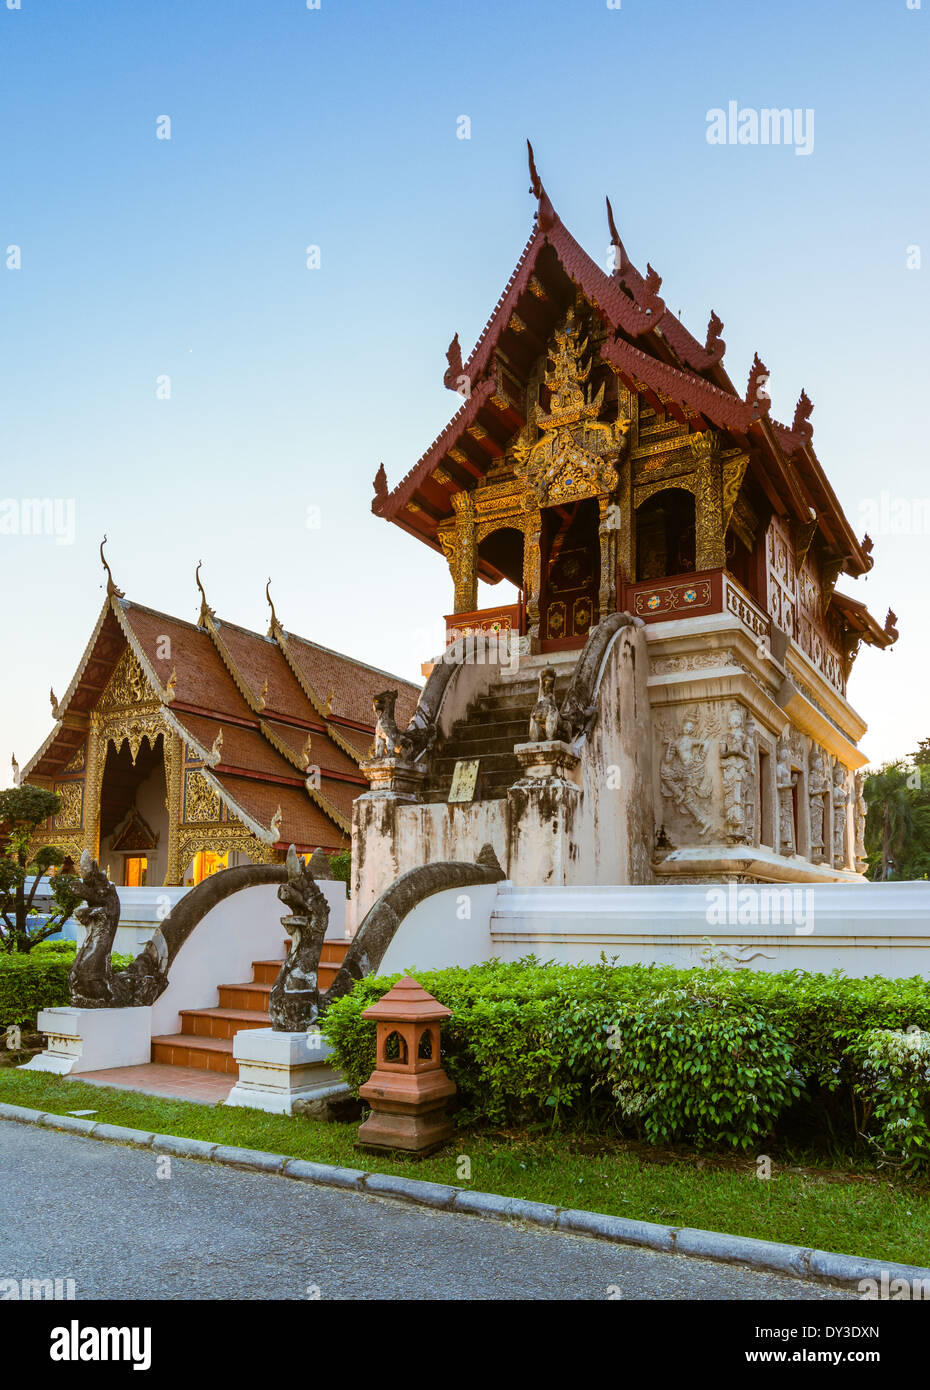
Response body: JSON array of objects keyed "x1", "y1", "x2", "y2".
[
  {"x1": 355, "y1": 146, "x2": 897, "y2": 913},
  {"x1": 18, "y1": 148, "x2": 897, "y2": 909},
  {"x1": 12, "y1": 149, "x2": 911, "y2": 1091},
  {"x1": 21, "y1": 559, "x2": 419, "y2": 887}
]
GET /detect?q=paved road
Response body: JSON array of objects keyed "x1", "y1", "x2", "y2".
[{"x1": 1, "y1": 1120, "x2": 851, "y2": 1301}]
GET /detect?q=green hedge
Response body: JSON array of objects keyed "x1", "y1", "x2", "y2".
[
  {"x1": 321, "y1": 959, "x2": 930, "y2": 1163},
  {"x1": 0, "y1": 943, "x2": 133, "y2": 1030}
]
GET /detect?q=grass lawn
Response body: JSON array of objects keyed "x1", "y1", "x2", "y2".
[{"x1": 2, "y1": 1067, "x2": 928, "y2": 1268}]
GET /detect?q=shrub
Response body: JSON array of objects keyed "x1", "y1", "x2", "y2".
[
  {"x1": 846, "y1": 1026, "x2": 930, "y2": 1172},
  {"x1": 0, "y1": 942, "x2": 133, "y2": 1030},
  {"x1": 321, "y1": 958, "x2": 930, "y2": 1156},
  {"x1": 605, "y1": 981, "x2": 799, "y2": 1148}
]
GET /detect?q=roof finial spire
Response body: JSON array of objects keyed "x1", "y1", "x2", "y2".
[
  {"x1": 195, "y1": 560, "x2": 216, "y2": 626},
  {"x1": 605, "y1": 195, "x2": 632, "y2": 278},
  {"x1": 266, "y1": 577, "x2": 280, "y2": 637},
  {"x1": 526, "y1": 140, "x2": 555, "y2": 233},
  {"x1": 372, "y1": 463, "x2": 389, "y2": 514},
  {"x1": 11, "y1": 753, "x2": 20, "y2": 787},
  {"x1": 99, "y1": 535, "x2": 125, "y2": 600},
  {"x1": 792, "y1": 389, "x2": 814, "y2": 443}
]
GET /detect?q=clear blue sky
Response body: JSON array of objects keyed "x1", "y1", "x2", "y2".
[{"x1": 1, "y1": 0, "x2": 928, "y2": 768}]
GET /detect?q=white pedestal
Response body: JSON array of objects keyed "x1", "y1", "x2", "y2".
[
  {"x1": 20, "y1": 1006, "x2": 152, "y2": 1075},
  {"x1": 225, "y1": 1028, "x2": 345, "y2": 1115}
]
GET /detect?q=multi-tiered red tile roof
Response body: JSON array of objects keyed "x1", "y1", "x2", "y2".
[{"x1": 22, "y1": 579, "x2": 421, "y2": 852}]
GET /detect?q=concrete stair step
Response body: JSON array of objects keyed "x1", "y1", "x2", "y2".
[
  {"x1": 217, "y1": 981, "x2": 271, "y2": 1011},
  {"x1": 150, "y1": 1033, "x2": 238, "y2": 1074},
  {"x1": 434, "y1": 750, "x2": 522, "y2": 773},
  {"x1": 438, "y1": 734, "x2": 525, "y2": 758},
  {"x1": 177, "y1": 1006, "x2": 269, "y2": 1041},
  {"x1": 252, "y1": 958, "x2": 342, "y2": 987}
]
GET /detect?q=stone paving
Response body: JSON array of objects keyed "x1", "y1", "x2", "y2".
[{"x1": 69, "y1": 1063, "x2": 232, "y2": 1104}]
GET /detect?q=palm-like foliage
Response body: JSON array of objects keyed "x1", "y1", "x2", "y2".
[{"x1": 864, "y1": 758, "x2": 930, "y2": 880}]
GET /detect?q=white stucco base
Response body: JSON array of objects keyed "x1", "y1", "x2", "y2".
[
  {"x1": 20, "y1": 1006, "x2": 152, "y2": 1075},
  {"x1": 225, "y1": 1028, "x2": 345, "y2": 1114},
  {"x1": 373, "y1": 879, "x2": 930, "y2": 981}
]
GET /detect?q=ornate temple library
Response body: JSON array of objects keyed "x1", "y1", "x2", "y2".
[
  {"x1": 359, "y1": 147, "x2": 897, "y2": 907},
  {"x1": 22, "y1": 560, "x2": 419, "y2": 886}
]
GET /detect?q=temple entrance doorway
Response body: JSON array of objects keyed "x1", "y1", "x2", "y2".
[
  {"x1": 635, "y1": 488, "x2": 696, "y2": 582},
  {"x1": 98, "y1": 735, "x2": 167, "y2": 886},
  {"x1": 541, "y1": 497, "x2": 599, "y2": 650}
]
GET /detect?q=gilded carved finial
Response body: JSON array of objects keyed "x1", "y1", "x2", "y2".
[
  {"x1": 258, "y1": 676, "x2": 268, "y2": 711},
  {"x1": 324, "y1": 688, "x2": 335, "y2": 717},
  {"x1": 605, "y1": 195, "x2": 632, "y2": 278},
  {"x1": 792, "y1": 389, "x2": 814, "y2": 442},
  {"x1": 270, "y1": 804, "x2": 283, "y2": 841},
  {"x1": 745, "y1": 353, "x2": 771, "y2": 417},
  {"x1": 372, "y1": 463, "x2": 388, "y2": 513},
  {"x1": 195, "y1": 560, "x2": 216, "y2": 626},
  {"x1": 165, "y1": 667, "x2": 177, "y2": 702},
  {"x1": 11, "y1": 753, "x2": 20, "y2": 787},
  {"x1": 640, "y1": 264, "x2": 665, "y2": 319},
  {"x1": 49, "y1": 688, "x2": 59, "y2": 717},
  {"x1": 99, "y1": 535, "x2": 125, "y2": 600},
  {"x1": 705, "y1": 310, "x2": 725, "y2": 359},
  {"x1": 301, "y1": 732, "x2": 313, "y2": 770},
  {"x1": 266, "y1": 577, "x2": 281, "y2": 638},
  {"x1": 210, "y1": 727, "x2": 224, "y2": 762},
  {"x1": 884, "y1": 609, "x2": 899, "y2": 643},
  {"x1": 526, "y1": 140, "x2": 555, "y2": 232},
  {"x1": 443, "y1": 333, "x2": 465, "y2": 393}
]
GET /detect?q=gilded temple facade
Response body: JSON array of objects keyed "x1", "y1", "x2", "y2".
[
  {"x1": 357, "y1": 150, "x2": 896, "y2": 903},
  {"x1": 22, "y1": 563, "x2": 419, "y2": 887}
]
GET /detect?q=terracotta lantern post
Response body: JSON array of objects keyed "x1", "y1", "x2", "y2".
[{"x1": 357, "y1": 977, "x2": 456, "y2": 1154}]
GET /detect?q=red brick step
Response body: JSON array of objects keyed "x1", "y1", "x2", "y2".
[{"x1": 149, "y1": 938, "x2": 350, "y2": 1073}]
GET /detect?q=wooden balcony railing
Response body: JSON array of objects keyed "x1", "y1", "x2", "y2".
[{"x1": 445, "y1": 602, "x2": 525, "y2": 644}]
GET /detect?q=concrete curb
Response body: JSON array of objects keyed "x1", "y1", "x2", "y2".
[{"x1": 4, "y1": 1101, "x2": 928, "y2": 1292}]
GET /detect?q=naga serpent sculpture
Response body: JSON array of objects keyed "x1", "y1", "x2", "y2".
[
  {"x1": 269, "y1": 845, "x2": 331, "y2": 1032},
  {"x1": 69, "y1": 851, "x2": 168, "y2": 1008}
]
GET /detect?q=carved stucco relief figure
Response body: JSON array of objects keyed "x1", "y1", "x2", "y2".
[
  {"x1": 775, "y1": 738, "x2": 797, "y2": 855},
  {"x1": 854, "y1": 771, "x2": 868, "y2": 869},
  {"x1": 808, "y1": 748, "x2": 829, "y2": 860},
  {"x1": 719, "y1": 707, "x2": 755, "y2": 844},
  {"x1": 660, "y1": 717, "x2": 712, "y2": 837},
  {"x1": 832, "y1": 763, "x2": 850, "y2": 870}
]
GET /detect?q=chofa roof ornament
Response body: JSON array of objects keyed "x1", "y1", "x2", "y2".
[
  {"x1": 99, "y1": 535, "x2": 125, "y2": 600},
  {"x1": 195, "y1": 560, "x2": 216, "y2": 627},
  {"x1": 527, "y1": 139, "x2": 556, "y2": 233}
]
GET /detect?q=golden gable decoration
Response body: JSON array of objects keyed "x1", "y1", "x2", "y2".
[
  {"x1": 98, "y1": 647, "x2": 152, "y2": 712},
  {"x1": 183, "y1": 769, "x2": 222, "y2": 824},
  {"x1": 512, "y1": 308, "x2": 631, "y2": 508},
  {"x1": 53, "y1": 781, "x2": 83, "y2": 830}
]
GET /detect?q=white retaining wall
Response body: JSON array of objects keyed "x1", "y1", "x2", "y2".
[{"x1": 376, "y1": 880, "x2": 930, "y2": 981}]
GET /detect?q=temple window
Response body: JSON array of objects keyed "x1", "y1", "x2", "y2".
[{"x1": 635, "y1": 489, "x2": 696, "y2": 581}]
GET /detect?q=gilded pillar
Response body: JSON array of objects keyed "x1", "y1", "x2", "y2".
[
  {"x1": 522, "y1": 502, "x2": 543, "y2": 649},
  {"x1": 692, "y1": 432, "x2": 727, "y2": 571},
  {"x1": 450, "y1": 491, "x2": 478, "y2": 613},
  {"x1": 616, "y1": 467, "x2": 634, "y2": 589},
  {"x1": 598, "y1": 496, "x2": 619, "y2": 620},
  {"x1": 162, "y1": 730, "x2": 184, "y2": 886},
  {"x1": 82, "y1": 717, "x2": 105, "y2": 862}
]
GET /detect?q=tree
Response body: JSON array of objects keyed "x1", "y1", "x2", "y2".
[
  {"x1": 863, "y1": 761, "x2": 930, "y2": 881},
  {"x1": 0, "y1": 786, "x2": 83, "y2": 953}
]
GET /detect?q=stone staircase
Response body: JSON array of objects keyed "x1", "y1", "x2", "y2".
[
  {"x1": 150, "y1": 938, "x2": 349, "y2": 1074},
  {"x1": 424, "y1": 655, "x2": 574, "y2": 804}
]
